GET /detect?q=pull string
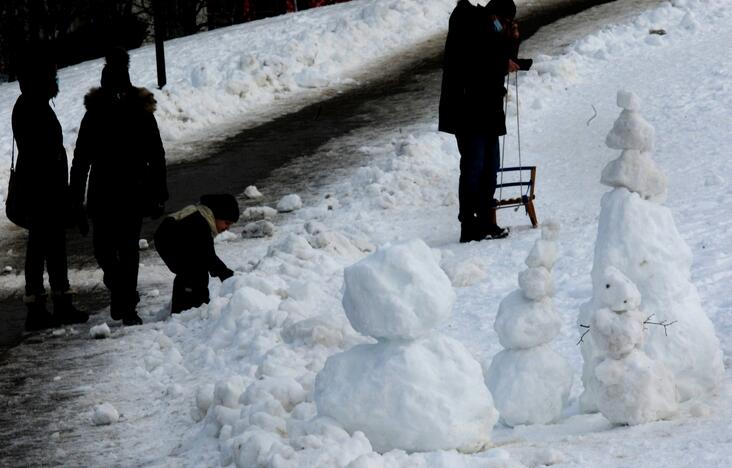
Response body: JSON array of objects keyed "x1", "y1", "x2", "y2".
[
  {"x1": 514, "y1": 72, "x2": 524, "y2": 197},
  {"x1": 498, "y1": 73, "x2": 509, "y2": 203}
]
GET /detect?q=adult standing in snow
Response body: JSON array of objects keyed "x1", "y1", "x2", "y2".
[
  {"x1": 70, "y1": 47, "x2": 168, "y2": 326},
  {"x1": 439, "y1": 0, "x2": 527, "y2": 242},
  {"x1": 11, "y1": 43, "x2": 88, "y2": 330}
]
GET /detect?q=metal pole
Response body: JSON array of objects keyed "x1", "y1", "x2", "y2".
[{"x1": 153, "y1": 0, "x2": 167, "y2": 89}]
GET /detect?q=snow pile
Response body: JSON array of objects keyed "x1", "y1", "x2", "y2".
[
  {"x1": 484, "y1": 221, "x2": 572, "y2": 426},
  {"x1": 589, "y1": 267, "x2": 678, "y2": 425},
  {"x1": 315, "y1": 239, "x2": 498, "y2": 453},
  {"x1": 578, "y1": 91, "x2": 724, "y2": 412},
  {"x1": 91, "y1": 402, "x2": 119, "y2": 425},
  {"x1": 277, "y1": 194, "x2": 303, "y2": 213},
  {"x1": 89, "y1": 323, "x2": 111, "y2": 339}
]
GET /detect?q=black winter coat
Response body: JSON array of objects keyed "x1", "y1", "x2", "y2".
[
  {"x1": 154, "y1": 208, "x2": 231, "y2": 279},
  {"x1": 438, "y1": 0, "x2": 515, "y2": 136},
  {"x1": 70, "y1": 86, "x2": 168, "y2": 218},
  {"x1": 11, "y1": 94, "x2": 70, "y2": 226}
]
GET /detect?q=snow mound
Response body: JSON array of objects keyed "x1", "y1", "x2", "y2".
[
  {"x1": 485, "y1": 346, "x2": 572, "y2": 426},
  {"x1": 494, "y1": 291, "x2": 560, "y2": 349},
  {"x1": 315, "y1": 334, "x2": 497, "y2": 453},
  {"x1": 89, "y1": 323, "x2": 111, "y2": 339},
  {"x1": 595, "y1": 349, "x2": 678, "y2": 425},
  {"x1": 92, "y1": 403, "x2": 119, "y2": 425},
  {"x1": 242, "y1": 206, "x2": 277, "y2": 221},
  {"x1": 241, "y1": 220, "x2": 275, "y2": 238},
  {"x1": 342, "y1": 239, "x2": 455, "y2": 340},
  {"x1": 244, "y1": 185, "x2": 263, "y2": 199},
  {"x1": 277, "y1": 194, "x2": 303, "y2": 213}
]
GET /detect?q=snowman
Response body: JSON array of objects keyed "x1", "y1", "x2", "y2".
[
  {"x1": 590, "y1": 267, "x2": 678, "y2": 425},
  {"x1": 314, "y1": 239, "x2": 498, "y2": 453},
  {"x1": 578, "y1": 90, "x2": 723, "y2": 412},
  {"x1": 484, "y1": 221, "x2": 573, "y2": 426}
]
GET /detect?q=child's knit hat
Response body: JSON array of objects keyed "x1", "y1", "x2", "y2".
[{"x1": 200, "y1": 194, "x2": 240, "y2": 222}]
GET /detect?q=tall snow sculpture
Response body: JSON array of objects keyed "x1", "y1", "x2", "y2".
[
  {"x1": 314, "y1": 239, "x2": 498, "y2": 453},
  {"x1": 590, "y1": 267, "x2": 678, "y2": 425},
  {"x1": 578, "y1": 90, "x2": 723, "y2": 412},
  {"x1": 484, "y1": 221, "x2": 573, "y2": 426}
]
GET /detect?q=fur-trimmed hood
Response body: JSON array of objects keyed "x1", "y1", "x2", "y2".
[{"x1": 83, "y1": 86, "x2": 157, "y2": 113}]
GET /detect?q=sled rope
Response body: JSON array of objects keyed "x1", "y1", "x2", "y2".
[{"x1": 498, "y1": 72, "x2": 526, "y2": 204}]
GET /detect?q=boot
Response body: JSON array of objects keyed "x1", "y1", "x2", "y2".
[
  {"x1": 24, "y1": 294, "x2": 60, "y2": 331},
  {"x1": 460, "y1": 216, "x2": 487, "y2": 243},
  {"x1": 171, "y1": 281, "x2": 209, "y2": 314},
  {"x1": 110, "y1": 290, "x2": 140, "y2": 321},
  {"x1": 122, "y1": 313, "x2": 143, "y2": 326},
  {"x1": 52, "y1": 290, "x2": 89, "y2": 325},
  {"x1": 476, "y1": 209, "x2": 509, "y2": 240}
]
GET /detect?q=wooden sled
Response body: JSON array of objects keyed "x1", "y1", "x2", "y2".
[{"x1": 491, "y1": 165, "x2": 538, "y2": 228}]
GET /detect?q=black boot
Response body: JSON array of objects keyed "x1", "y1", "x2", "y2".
[
  {"x1": 53, "y1": 290, "x2": 89, "y2": 325},
  {"x1": 171, "y1": 281, "x2": 209, "y2": 314},
  {"x1": 24, "y1": 295, "x2": 60, "y2": 331},
  {"x1": 460, "y1": 216, "x2": 487, "y2": 243},
  {"x1": 122, "y1": 313, "x2": 143, "y2": 326}
]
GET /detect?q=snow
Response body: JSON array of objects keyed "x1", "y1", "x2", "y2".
[
  {"x1": 91, "y1": 403, "x2": 119, "y2": 426},
  {"x1": 277, "y1": 194, "x2": 303, "y2": 213},
  {"x1": 2, "y1": 0, "x2": 732, "y2": 466},
  {"x1": 89, "y1": 323, "x2": 111, "y2": 339},
  {"x1": 341, "y1": 239, "x2": 455, "y2": 340}
]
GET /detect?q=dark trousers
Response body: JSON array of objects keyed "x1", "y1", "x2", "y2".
[
  {"x1": 456, "y1": 133, "x2": 500, "y2": 223},
  {"x1": 92, "y1": 214, "x2": 142, "y2": 316},
  {"x1": 25, "y1": 226, "x2": 70, "y2": 297}
]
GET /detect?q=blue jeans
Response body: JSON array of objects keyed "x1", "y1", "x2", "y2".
[{"x1": 456, "y1": 134, "x2": 500, "y2": 223}]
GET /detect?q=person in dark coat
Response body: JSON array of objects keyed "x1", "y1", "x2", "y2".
[
  {"x1": 11, "y1": 44, "x2": 88, "y2": 330},
  {"x1": 70, "y1": 47, "x2": 168, "y2": 326},
  {"x1": 439, "y1": 0, "x2": 527, "y2": 243},
  {"x1": 154, "y1": 194, "x2": 239, "y2": 314}
]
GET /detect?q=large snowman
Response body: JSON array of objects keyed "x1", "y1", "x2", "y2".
[
  {"x1": 578, "y1": 90, "x2": 723, "y2": 412},
  {"x1": 314, "y1": 239, "x2": 498, "y2": 453},
  {"x1": 484, "y1": 221, "x2": 573, "y2": 426}
]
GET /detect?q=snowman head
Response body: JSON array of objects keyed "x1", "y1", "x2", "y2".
[{"x1": 598, "y1": 266, "x2": 641, "y2": 312}]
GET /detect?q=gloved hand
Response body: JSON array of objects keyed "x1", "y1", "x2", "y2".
[
  {"x1": 75, "y1": 204, "x2": 89, "y2": 237},
  {"x1": 148, "y1": 202, "x2": 165, "y2": 220}
]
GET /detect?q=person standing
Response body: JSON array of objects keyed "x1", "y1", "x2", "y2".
[
  {"x1": 70, "y1": 47, "x2": 168, "y2": 326},
  {"x1": 439, "y1": 0, "x2": 526, "y2": 243},
  {"x1": 11, "y1": 44, "x2": 88, "y2": 330}
]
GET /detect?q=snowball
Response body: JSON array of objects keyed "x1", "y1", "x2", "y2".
[
  {"x1": 277, "y1": 194, "x2": 303, "y2": 213},
  {"x1": 525, "y1": 239, "x2": 558, "y2": 269},
  {"x1": 597, "y1": 266, "x2": 641, "y2": 312},
  {"x1": 241, "y1": 220, "x2": 275, "y2": 238},
  {"x1": 591, "y1": 307, "x2": 644, "y2": 359},
  {"x1": 242, "y1": 206, "x2": 277, "y2": 221},
  {"x1": 518, "y1": 267, "x2": 555, "y2": 300},
  {"x1": 315, "y1": 334, "x2": 497, "y2": 453},
  {"x1": 616, "y1": 90, "x2": 641, "y2": 111},
  {"x1": 89, "y1": 323, "x2": 111, "y2": 339},
  {"x1": 244, "y1": 185, "x2": 263, "y2": 199},
  {"x1": 342, "y1": 239, "x2": 455, "y2": 340},
  {"x1": 595, "y1": 349, "x2": 678, "y2": 425},
  {"x1": 494, "y1": 291, "x2": 560, "y2": 349},
  {"x1": 138, "y1": 239, "x2": 149, "y2": 250},
  {"x1": 540, "y1": 219, "x2": 560, "y2": 241},
  {"x1": 605, "y1": 109, "x2": 655, "y2": 152},
  {"x1": 484, "y1": 345, "x2": 572, "y2": 427},
  {"x1": 601, "y1": 150, "x2": 667, "y2": 200},
  {"x1": 92, "y1": 403, "x2": 119, "y2": 425}
]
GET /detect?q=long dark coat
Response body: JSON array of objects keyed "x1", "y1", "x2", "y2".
[
  {"x1": 11, "y1": 94, "x2": 70, "y2": 226},
  {"x1": 70, "y1": 86, "x2": 168, "y2": 218},
  {"x1": 438, "y1": 0, "x2": 514, "y2": 136}
]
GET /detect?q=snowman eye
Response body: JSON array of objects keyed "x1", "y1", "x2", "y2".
[{"x1": 605, "y1": 284, "x2": 610, "y2": 289}]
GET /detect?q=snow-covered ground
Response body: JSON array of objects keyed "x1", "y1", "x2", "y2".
[{"x1": 2, "y1": 0, "x2": 732, "y2": 466}]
